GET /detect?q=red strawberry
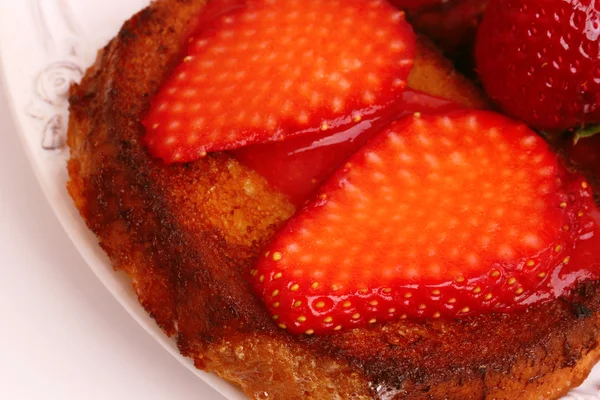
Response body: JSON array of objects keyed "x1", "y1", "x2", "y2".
[
  {"x1": 475, "y1": 0, "x2": 600, "y2": 133},
  {"x1": 251, "y1": 110, "x2": 600, "y2": 335},
  {"x1": 143, "y1": 0, "x2": 416, "y2": 163}
]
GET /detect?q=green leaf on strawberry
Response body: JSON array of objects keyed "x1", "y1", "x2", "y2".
[{"x1": 574, "y1": 124, "x2": 600, "y2": 145}]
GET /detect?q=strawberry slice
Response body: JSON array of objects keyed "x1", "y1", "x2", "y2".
[
  {"x1": 251, "y1": 110, "x2": 600, "y2": 335},
  {"x1": 143, "y1": 0, "x2": 416, "y2": 163}
]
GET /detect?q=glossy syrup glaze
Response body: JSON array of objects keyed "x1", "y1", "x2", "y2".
[{"x1": 234, "y1": 89, "x2": 460, "y2": 205}]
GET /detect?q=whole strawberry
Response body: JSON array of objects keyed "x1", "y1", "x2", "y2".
[{"x1": 475, "y1": 0, "x2": 600, "y2": 133}]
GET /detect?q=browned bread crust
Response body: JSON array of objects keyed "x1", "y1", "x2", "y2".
[{"x1": 67, "y1": 1, "x2": 600, "y2": 398}]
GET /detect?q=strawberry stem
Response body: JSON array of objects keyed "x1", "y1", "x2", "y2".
[{"x1": 574, "y1": 124, "x2": 600, "y2": 145}]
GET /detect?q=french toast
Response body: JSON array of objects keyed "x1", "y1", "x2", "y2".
[{"x1": 66, "y1": 0, "x2": 600, "y2": 398}]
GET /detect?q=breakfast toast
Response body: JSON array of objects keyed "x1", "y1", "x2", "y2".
[{"x1": 67, "y1": 1, "x2": 600, "y2": 398}]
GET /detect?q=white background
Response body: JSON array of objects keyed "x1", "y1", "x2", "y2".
[{"x1": 0, "y1": 88, "x2": 224, "y2": 399}]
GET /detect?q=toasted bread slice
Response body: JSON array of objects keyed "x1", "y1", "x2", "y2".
[{"x1": 67, "y1": 1, "x2": 600, "y2": 399}]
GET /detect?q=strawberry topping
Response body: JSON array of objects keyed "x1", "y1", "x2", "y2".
[
  {"x1": 143, "y1": 0, "x2": 416, "y2": 163},
  {"x1": 475, "y1": 0, "x2": 600, "y2": 132},
  {"x1": 234, "y1": 89, "x2": 463, "y2": 206},
  {"x1": 251, "y1": 110, "x2": 600, "y2": 335}
]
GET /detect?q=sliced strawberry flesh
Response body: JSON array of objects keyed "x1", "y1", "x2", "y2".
[
  {"x1": 251, "y1": 110, "x2": 600, "y2": 335},
  {"x1": 234, "y1": 89, "x2": 463, "y2": 206},
  {"x1": 143, "y1": 0, "x2": 416, "y2": 163}
]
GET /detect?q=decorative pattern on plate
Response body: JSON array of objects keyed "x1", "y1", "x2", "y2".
[
  {"x1": 26, "y1": 0, "x2": 84, "y2": 150},
  {"x1": 26, "y1": 61, "x2": 83, "y2": 150}
]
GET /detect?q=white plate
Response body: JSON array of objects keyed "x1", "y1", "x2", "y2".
[{"x1": 0, "y1": 1, "x2": 599, "y2": 399}]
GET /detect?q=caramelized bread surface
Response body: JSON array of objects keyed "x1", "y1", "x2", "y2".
[{"x1": 67, "y1": 1, "x2": 600, "y2": 398}]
